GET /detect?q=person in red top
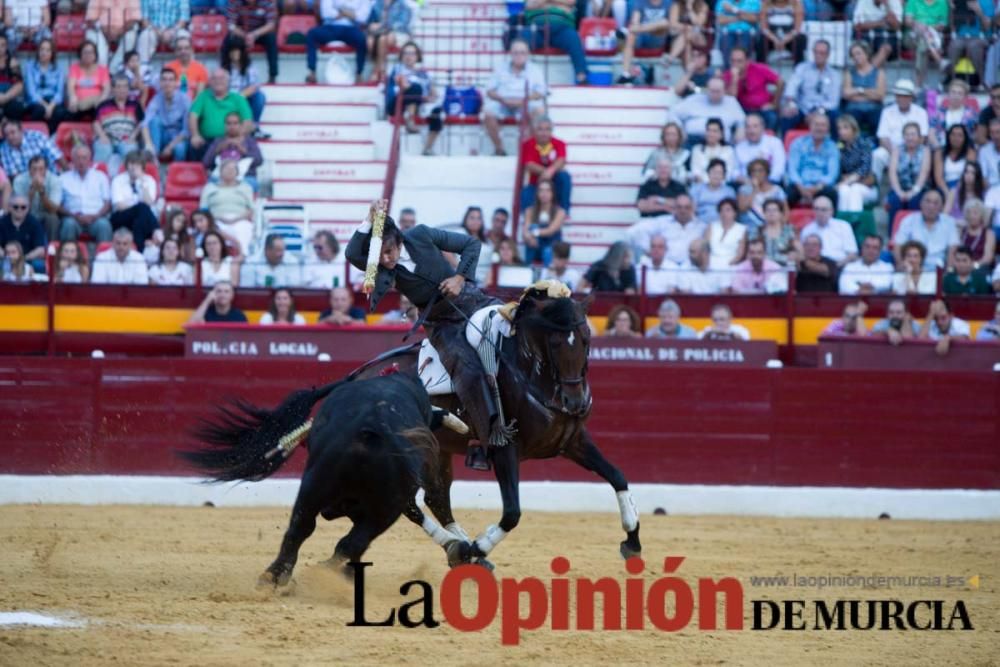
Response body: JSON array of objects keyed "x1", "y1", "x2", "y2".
[
  {"x1": 519, "y1": 115, "x2": 572, "y2": 213},
  {"x1": 721, "y1": 47, "x2": 783, "y2": 131}
]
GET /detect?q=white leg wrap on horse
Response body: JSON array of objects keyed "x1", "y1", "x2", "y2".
[
  {"x1": 445, "y1": 522, "x2": 470, "y2": 542},
  {"x1": 422, "y1": 515, "x2": 461, "y2": 547},
  {"x1": 617, "y1": 490, "x2": 639, "y2": 532},
  {"x1": 474, "y1": 524, "x2": 507, "y2": 556}
]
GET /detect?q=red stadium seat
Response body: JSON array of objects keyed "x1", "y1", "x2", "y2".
[
  {"x1": 54, "y1": 122, "x2": 95, "y2": 161},
  {"x1": 788, "y1": 208, "x2": 814, "y2": 231},
  {"x1": 278, "y1": 14, "x2": 317, "y2": 53},
  {"x1": 21, "y1": 121, "x2": 49, "y2": 136},
  {"x1": 190, "y1": 15, "x2": 227, "y2": 52},
  {"x1": 53, "y1": 14, "x2": 86, "y2": 52},
  {"x1": 165, "y1": 162, "x2": 208, "y2": 200},
  {"x1": 579, "y1": 18, "x2": 618, "y2": 56},
  {"x1": 94, "y1": 162, "x2": 110, "y2": 176},
  {"x1": 783, "y1": 128, "x2": 809, "y2": 155},
  {"x1": 634, "y1": 47, "x2": 665, "y2": 58}
]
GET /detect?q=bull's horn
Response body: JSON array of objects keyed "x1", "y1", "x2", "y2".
[{"x1": 443, "y1": 413, "x2": 469, "y2": 435}]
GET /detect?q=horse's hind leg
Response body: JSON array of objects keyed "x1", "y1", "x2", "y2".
[
  {"x1": 260, "y1": 488, "x2": 321, "y2": 588},
  {"x1": 564, "y1": 429, "x2": 642, "y2": 559}
]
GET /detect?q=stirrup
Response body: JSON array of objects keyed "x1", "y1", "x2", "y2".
[{"x1": 465, "y1": 445, "x2": 491, "y2": 471}]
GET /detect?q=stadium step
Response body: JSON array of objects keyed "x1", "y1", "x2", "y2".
[
  {"x1": 557, "y1": 124, "x2": 664, "y2": 145},
  {"x1": 548, "y1": 86, "x2": 673, "y2": 107},
  {"x1": 262, "y1": 85, "x2": 382, "y2": 105},
  {"x1": 260, "y1": 123, "x2": 373, "y2": 142},
  {"x1": 566, "y1": 144, "x2": 651, "y2": 165},
  {"x1": 563, "y1": 225, "x2": 635, "y2": 247},
  {"x1": 271, "y1": 200, "x2": 373, "y2": 221},
  {"x1": 263, "y1": 103, "x2": 378, "y2": 124},
  {"x1": 565, "y1": 204, "x2": 638, "y2": 225},
  {"x1": 567, "y1": 162, "x2": 649, "y2": 186},
  {"x1": 270, "y1": 161, "x2": 387, "y2": 181},
  {"x1": 548, "y1": 105, "x2": 666, "y2": 128},
  {"x1": 570, "y1": 184, "x2": 641, "y2": 206},
  {"x1": 271, "y1": 180, "x2": 384, "y2": 201},
  {"x1": 260, "y1": 141, "x2": 374, "y2": 161}
]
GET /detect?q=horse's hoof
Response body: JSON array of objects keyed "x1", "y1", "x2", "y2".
[
  {"x1": 474, "y1": 557, "x2": 496, "y2": 572},
  {"x1": 619, "y1": 540, "x2": 642, "y2": 560},
  {"x1": 445, "y1": 540, "x2": 473, "y2": 568}
]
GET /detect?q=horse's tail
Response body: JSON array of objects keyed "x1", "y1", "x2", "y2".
[{"x1": 180, "y1": 380, "x2": 346, "y2": 482}]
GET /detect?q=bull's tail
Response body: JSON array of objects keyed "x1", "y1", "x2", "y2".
[{"x1": 180, "y1": 381, "x2": 346, "y2": 482}]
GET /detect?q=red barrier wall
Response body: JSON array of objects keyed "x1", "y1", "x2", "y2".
[{"x1": 0, "y1": 358, "x2": 997, "y2": 489}]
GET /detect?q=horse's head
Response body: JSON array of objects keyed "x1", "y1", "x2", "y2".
[{"x1": 513, "y1": 290, "x2": 594, "y2": 417}]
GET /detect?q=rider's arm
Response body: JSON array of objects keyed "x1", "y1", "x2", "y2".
[
  {"x1": 345, "y1": 218, "x2": 373, "y2": 271},
  {"x1": 425, "y1": 226, "x2": 481, "y2": 283}
]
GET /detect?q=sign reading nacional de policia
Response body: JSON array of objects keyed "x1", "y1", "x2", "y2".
[{"x1": 589, "y1": 339, "x2": 778, "y2": 367}]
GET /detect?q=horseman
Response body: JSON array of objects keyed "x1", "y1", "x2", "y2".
[{"x1": 345, "y1": 199, "x2": 510, "y2": 471}]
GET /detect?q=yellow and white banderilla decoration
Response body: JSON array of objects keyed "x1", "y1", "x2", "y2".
[{"x1": 363, "y1": 199, "x2": 388, "y2": 295}]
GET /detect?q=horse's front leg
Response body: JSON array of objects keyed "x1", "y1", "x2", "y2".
[
  {"x1": 563, "y1": 428, "x2": 642, "y2": 559},
  {"x1": 469, "y1": 443, "x2": 520, "y2": 568}
]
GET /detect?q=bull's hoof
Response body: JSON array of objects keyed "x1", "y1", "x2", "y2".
[
  {"x1": 320, "y1": 556, "x2": 355, "y2": 580},
  {"x1": 257, "y1": 569, "x2": 292, "y2": 589},
  {"x1": 445, "y1": 540, "x2": 473, "y2": 568}
]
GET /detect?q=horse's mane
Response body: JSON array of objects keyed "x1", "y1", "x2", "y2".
[{"x1": 516, "y1": 294, "x2": 583, "y2": 333}]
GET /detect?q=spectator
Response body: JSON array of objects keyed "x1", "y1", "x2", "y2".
[
  {"x1": 381, "y1": 294, "x2": 418, "y2": 324},
  {"x1": 891, "y1": 239, "x2": 936, "y2": 294},
  {"x1": 163, "y1": 207, "x2": 196, "y2": 264},
  {"x1": 58, "y1": 144, "x2": 112, "y2": 243},
  {"x1": 260, "y1": 288, "x2": 306, "y2": 325},
  {"x1": 722, "y1": 47, "x2": 782, "y2": 130},
  {"x1": 892, "y1": 188, "x2": 958, "y2": 269},
  {"x1": 978, "y1": 118, "x2": 1000, "y2": 188},
  {"x1": 399, "y1": 207, "x2": 418, "y2": 231},
  {"x1": 928, "y1": 80, "x2": 979, "y2": 151},
  {"x1": 189, "y1": 68, "x2": 254, "y2": 162},
  {"x1": 975, "y1": 300, "x2": 1000, "y2": 341},
  {"x1": 920, "y1": 298, "x2": 970, "y2": 356},
  {"x1": 93, "y1": 74, "x2": 145, "y2": 174},
  {"x1": 960, "y1": 199, "x2": 995, "y2": 268},
  {"x1": 677, "y1": 237, "x2": 729, "y2": 293},
  {"x1": 199, "y1": 159, "x2": 255, "y2": 254},
  {"x1": 944, "y1": 0, "x2": 996, "y2": 83},
  {"x1": 4, "y1": 0, "x2": 51, "y2": 53},
  {"x1": 689, "y1": 118, "x2": 737, "y2": 184},
  {"x1": 85, "y1": 0, "x2": 141, "y2": 66},
  {"x1": 305, "y1": 0, "x2": 370, "y2": 85},
  {"x1": 646, "y1": 298, "x2": 697, "y2": 338},
  {"x1": 457, "y1": 206, "x2": 493, "y2": 285},
  {"x1": 191, "y1": 208, "x2": 218, "y2": 248},
  {"x1": 579, "y1": 241, "x2": 637, "y2": 293},
  {"x1": 604, "y1": 304, "x2": 642, "y2": 338},
  {"x1": 617, "y1": 0, "x2": 672, "y2": 85},
  {"x1": 368, "y1": 0, "x2": 414, "y2": 82},
  {"x1": 119, "y1": 50, "x2": 152, "y2": 108},
  {"x1": 834, "y1": 115, "x2": 877, "y2": 214},
  {"x1": 671, "y1": 76, "x2": 746, "y2": 145},
  {"x1": 0, "y1": 36, "x2": 23, "y2": 124},
  {"x1": 799, "y1": 195, "x2": 858, "y2": 265},
  {"x1": 642, "y1": 122, "x2": 691, "y2": 184},
  {"x1": 540, "y1": 241, "x2": 582, "y2": 291},
  {"x1": 149, "y1": 237, "x2": 194, "y2": 285},
  {"x1": 638, "y1": 234, "x2": 684, "y2": 294},
  {"x1": 739, "y1": 158, "x2": 786, "y2": 229},
  {"x1": 673, "y1": 49, "x2": 715, "y2": 98},
  {"x1": 841, "y1": 41, "x2": 886, "y2": 135},
  {"x1": 519, "y1": 115, "x2": 570, "y2": 212},
  {"x1": 978, "y1": 85, "x2": 1000, "y2": 144},
  {"x1": 385, "y1": 41, "x2": 442, "y2": 156},
  {"x1": 945, "y1": 161, "x2": 987, "y2": 220},
  {"x1": 705, "y1": 198, "x2": 746, "y2": 270},
  {"x1": 303, "y1": 229, "x2": 345, "y2": 289},
  {"x1": 319, "y1": 285, "x2": 366, "y2": 325},
  {"x1": 637, "y1": 159, "x2": 687, "y2": 219},
  {"x1": 483, "y1": 39, "x2": 547, "y2": 156},
  {"x1": 870, "y1": 298, "x2": 919, "y2": 344},
  {"x1": 164, "y1": 36, "x2": 209, "y2": 100},
  {"x1": 140, "y1": 0, "x2": 191, "y2": 62},
  {"x1": 187, "y1": 281, "x2": 248, "y2": 323},
  {"x1": 734, "y1": 114, "x2": 786, "y2": 185},
  {"x1": 224, "y1": 0, "x2": 278, "y2": 85},
  {"x1": 994, "y1": 263, "x2": 1000, "y2": 293},
  {"x1": 496, "y1": 237, "x2": 526, "y2": 270},
  {"x1": 91, "y1": 227, "x2": 148, "y2": 284},
  {"x1": 241, "y1": 233, "x2": 301, "y2": 287},
  {"x1": 943, "y1": 246, "x2": 992, "y2": 295},
  {"x1": 143, "y1": 68, "x2": 191, "y2": 163},
  {"x1": 838, "y1": 234, "x2": 894, "y2": 294},
  {"x1": 200, "y1": 229, "x2": 241, "y2": 287},
  {"x1": 732, "y1": 236, "x2": 786, "y2": 293},
  {"x1": 715, "y1": 0, "x2": 760, "y2": 67},
  {"x1": 852, "y1": 0, "x2": 902, "y2": 67},
  {"x1": 779, "y1": 40, "x2": 841, "y2": 136},
  {"x1": 13, "y1": 155, "x2": 60, "y2": 243},
  {"x1": 795, "y1": 234, "x2": 838, "y2": 292},
  {"x1": 1, "y1": 239, "x2": 33, "y2": 281},
  {"x1": 699, "y1": 303, "x2": 750, "y2": 339},
  {"x1": 822, "y1": 301, "x2": 868, "y2": 336},
  {"x1": 692, "y1": 159, "x2": 737, "y2": 222},
  {"x1": 665, "y1": 0, "x2": 711, "y2": 66},
  {"x1": 903, "y1": 0, "x2": 949, "y2": 88},
  {"x1": 757, "y1": 0, "x2": 806, "y2": 64},
  {"x1": 221, "y1": 37, "x2": 267, "y2": 130},
  {"x1": 202, "y1": 112, "x2": 264, "y2": 191},
  {"x1": 786, "y1": 111, "x2": 839, "y2": 208},
  {"x1": 631, "y1": 193, "x2": 706, "y2": 265},
  {"x1": 933, "y1": 125, "x2": 977, "y2": 197},
  {"x1": 110, "y1": 150, "x2": 159, "y2": 250},
  {"x1": 22, "y1": 39, "x2": 67, "y2": 133},
  {"x1": 524, "y1": 180, "x2": 566, "y2": 266},
  {"x1": 66, "y1": 41, "x2": 110, "y2": 119},
  {"x1": 0, "y1": 193, "x2": 44, "y2": 271},
  {"x1": 755, "y1": 197, "x2": 801, "y2": 267},
  {"x1": 520, "y1": 0, "x2": 588, "y2": 85},
  {"x1": 872, "y1": 79, "x2": 928, "y2": 184},
  {"x1": 54, "y1": 240, "x2": 89, "y2": 283},
  {"x1": 0, "y1": 118, "x2": 62, "y2": 179}
]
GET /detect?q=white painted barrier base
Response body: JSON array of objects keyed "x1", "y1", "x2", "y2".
[{"x1": 2, "y1": 476, "x2": 999, "y2": 520}]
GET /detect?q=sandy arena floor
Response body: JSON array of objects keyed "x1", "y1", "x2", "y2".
[{"x1": 0, "y1": 505, "x2": 997, "y2": 666}]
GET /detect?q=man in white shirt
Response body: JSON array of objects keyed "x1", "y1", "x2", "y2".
[
  {"x1": 892, "y1": 189, "x2": 959, "y2": 269},
  {"x1": 676, "y1": 238, "x2": 729, "y2": 294},
  {"x1": 920, "y1": 299, "x2": 970, "y2": 356},
  {"x1": 637, "y1": 235, "x2": 684, "y2": 294},
  {"x1": 539, "y1": 241, "x2": 582, "y2": 291},
  {"x1": 733, "y1": 113, "x2": 786, "y2": 184},
  {"x1": 303, "y1": 230, "x2": 347, "y2": 289},
  {"x1": 978, "y1": 118, "x2": 1000, "y2": 188},
  {"x1": 483, "y1": 38, "x2": 547, "y2": 156},
  {"x1": 4, "y1": 0, "x2": 52, "y2": 52},
  {"x1": 670, "y1": 76, "x2": 746, "y2": 144},
  {"x1": 852, "y1": 0, "x2": 903, "y2": 67},
  {"x1": 91, "y1": 227, "x2": 149, "y2": 285},
  {"x1": 109, "y1": 151, "x2": 159, "y2": 250},
  {"x1": 58, "y1": 144, "x2": 112, "y2": 243},
  {"x1": 872, "y1": 79, "x2": 929, "y2": 182},
  {"x1": 798, "y1": 195, "x2": 858, "y2": 264},
  {"x1": 838, "y1": 234, "x2": 894, "y2": 294},
  {"x1": 627, "y1": 193, "x2": 706, "y2": 265},
  {"x1": 241, "y1": 233, "x2": 303, "y2": 287}
]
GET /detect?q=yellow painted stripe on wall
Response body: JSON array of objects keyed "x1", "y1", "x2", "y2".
[{"x1": 0, "y1": 305, "x2": 48, "y2": 331}]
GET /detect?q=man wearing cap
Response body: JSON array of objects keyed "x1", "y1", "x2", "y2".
[{"x1": 872, "y1": 78, "x2": 928, "y2": 184}]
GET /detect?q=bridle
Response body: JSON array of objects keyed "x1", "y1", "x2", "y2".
[{"x1": 518, "y1": 317, "x2": 591, "y2": 416}]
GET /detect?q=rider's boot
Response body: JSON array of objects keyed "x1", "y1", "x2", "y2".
[{"x1": 462, "y1": 376, "x2": 514, "y2": 471}]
